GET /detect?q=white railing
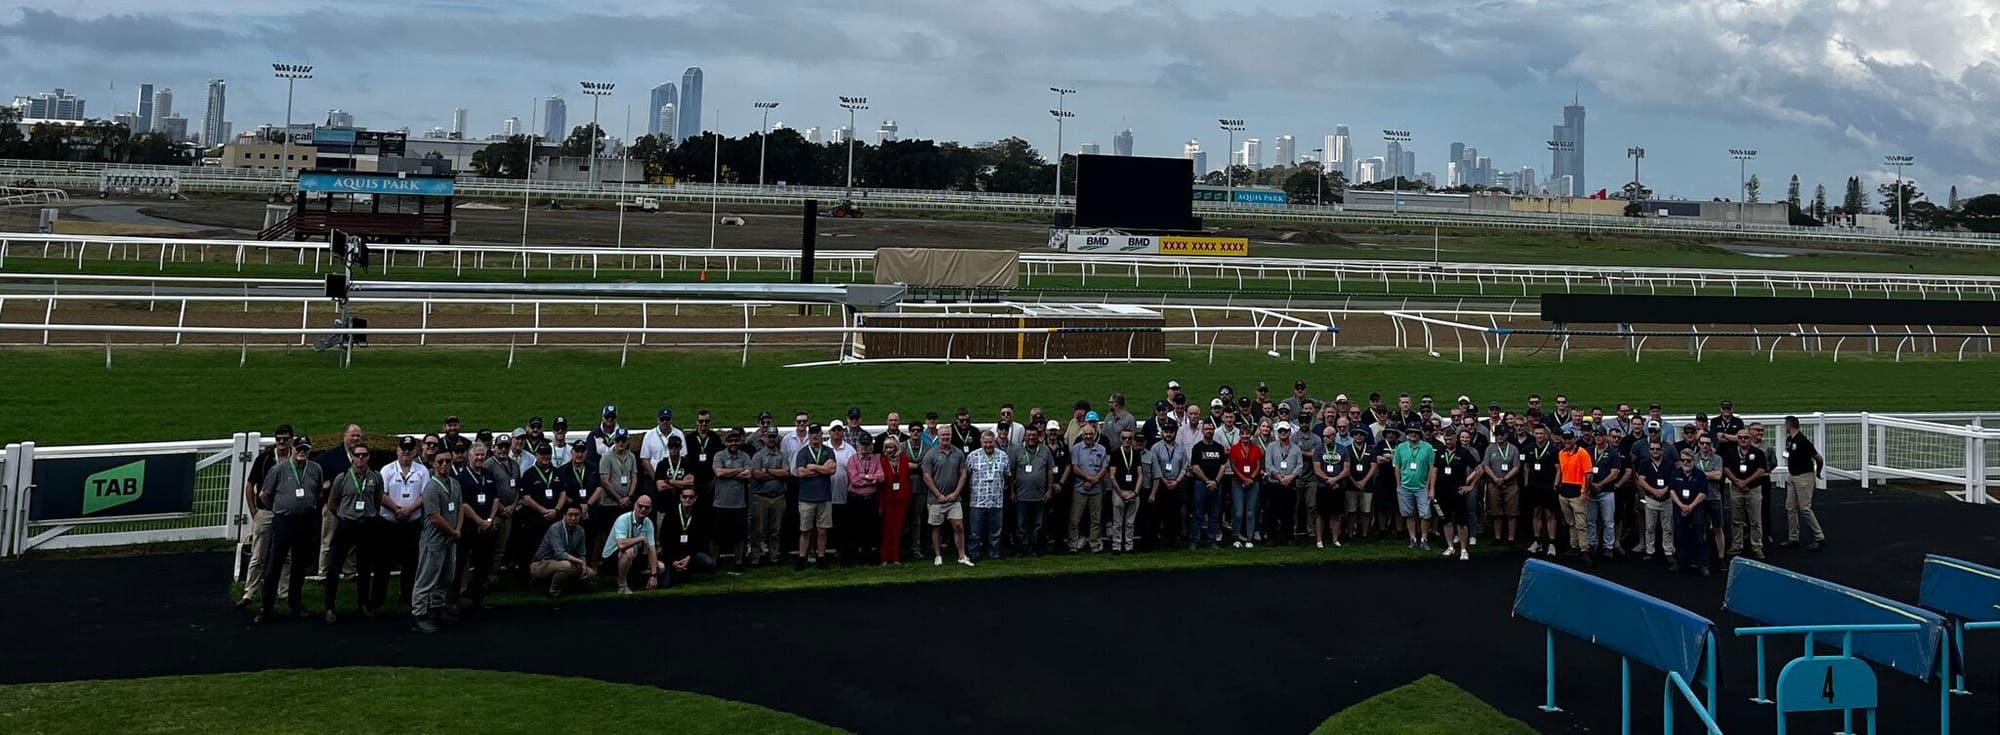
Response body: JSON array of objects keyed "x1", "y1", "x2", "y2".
[
  {"x1": 0, "y1": 186, "x2": 68, "y2": 206},
  {"x1": 9, "y1": 231, "x2": 2000, "y2": 303},
  {"x1": 1, "y1": 434, "x2": 255, "y2": 558}
]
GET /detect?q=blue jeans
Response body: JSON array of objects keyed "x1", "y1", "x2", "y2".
[
  {"x1": 968, "y1": 507, "x2": 1004, "y2": 559},
  {"x1": 1014, "y1": 499, "x2": 1045, "y2": 553},
  {"x1": 1231, "y1": 478, "x2": 1261, "y2": 541},
  {"x1": 1464, "y1": 487, "x2": 1483, "y2": 537},
  {"x1": 1191, "y1": 480, "x2": 1223, "y2": 546},
  {"x1": 1585, "y1": 492, "x2": 1617, "y2": 551}
]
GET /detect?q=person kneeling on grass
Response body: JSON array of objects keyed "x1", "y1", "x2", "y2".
[
  {"x1": 532, "y1": 505, "x2": 598, "y2": 599},
  {"x1": 604, "y1": 497, "x2": 664, "y2": 594},
  {"x1": 663, "y1": 487, "x2": 716, "y2": 587}
]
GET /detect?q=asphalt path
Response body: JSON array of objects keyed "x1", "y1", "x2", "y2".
[{"x1": 2, "y1": 489, "x2": 1993, "y2": 734}]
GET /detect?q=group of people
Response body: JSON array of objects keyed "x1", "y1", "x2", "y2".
[{"x1": 238, "y1": 383, "x2": 1831, "y2": 633}]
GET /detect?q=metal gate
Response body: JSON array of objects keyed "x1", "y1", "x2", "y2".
[{"x1": 1, "y1": 433, "x2": 256, "y2": 557}]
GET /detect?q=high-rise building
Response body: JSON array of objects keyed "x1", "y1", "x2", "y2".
[
  {"x1": 1357, "y1": 158, "x2": 1381, "y2": 184},
  {"x1": 1517, "y1": 166, "x2": 1537, "y2": 194},
  {"x1": 1448, "y1": 142, "x2": 1464, "y2": 175},
  {"x1": 11, "y1": 88, "x2": 86, "y2": 120},
  {"x1": 830, "y1": 126, "x2": 851, "y2": 144},
  {"x1": 1384, "y1": 140, "x2": 1403, "y2": 179},
  {"x1": 153, "y1": 88, "x2": 173, "y2": 125},
  {"x1": 1564, "y1": 98, "x2": 1586, "y2": 194},
  {"x1": 1112, "y1": 128, "x2": 1134, "y2": 156},
  {"x1": 201, "y1": 79, "x2": 226, "y2": 146},
  {"x1": 1446, "y1": 161, "x2": 1462, "y2": 188},
  {"x1": 1237, "y1": 138, "x2": 1262, "y2": 169},
  {"x1": 804, "y1": 126, "x2": 821, "y2": 144},
  {"x1": 1402, "y1": 151, "x2": 1416, "y2": 182},
  {"x1": 326, "y1": 109, "x2": 354, "y2": 128},
  {"x1": 656, "y1": 104, "x2": 677, "y2": 144},
  {"x1": 1274, "y1": 134, "x2": 1295, "y2": 166},
  {"x1": 542, "y1": 96, "x2": 567, "y2": 141},
  {"x1": 450, "y1": 107, "x2": 468, "y2": 139},
  {"x1": 113, "y1": 112, "x2": 140, "y2": 130},
  {"x1": 1184, "y1": 139, "x2": 1206, "y2": 177},
  {"x1": 157, "y1": 115, "x2": 188, "y2": 142},
  {"x1": 503, "y1": 117, "x2": 518, "y2": 136},
  {"x1": 876, "y1": 119, "x2": 898, "y2": 144},
  {"x1": 1474, "y1": 156, "x2": 1492, "y2": 187},
  {"x1": 1330, "y1": 125, "x2": 1351, "y2": 180},
  {"x1": 1080, "y1": 142, "x2": 1101, "y2": 155},
  {"x1": 647, "y1": 82, "x2": 678, "y2": 138},
  {"x1": 135, "y1": 83, "x2": 155, "y2": 133},
  {"x1": 676, "y1": 67, "x2": 703, "y2": 141}
]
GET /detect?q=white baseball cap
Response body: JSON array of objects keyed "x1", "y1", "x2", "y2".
[
  {"x1": 1210, "y1": 397, "x2": 1224, "y2": 408},
  {"x1": 1046, "y1": 420, "x2": 1062, "y2": 431},
  {"x1": 1167, "y1": 380, "x2": 1182, "y2": 389}
]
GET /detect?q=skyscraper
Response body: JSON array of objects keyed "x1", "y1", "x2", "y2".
[
  {"x1": 326, "y1": 109, "x2": 354, "y2": 128},
  {"x1": 876, "y1": 120, "x2": 898, "y2": 143},
  {"x1": 1080, "y1": 142, "x2": 1101, "y2": 155},
  {"x1": 1403, "y1": 151, "x2": 1416, "y2": 182},
  {"x1": 542, "y1": 96, "x2": 567, "y2": 140},
  {"x1": 804, "y1": 126, "x2": 821, "y2": 144},
  {"x1": 1448, "y1": 142, "x2": 1464, "y2": 175},
  {"x1": 1563, "y1": 98, "x2": 1586, "y2": 194},
  {"x1": 451, "y1": 107, "x2": 467, "y2": 139},
  {"x1": 1238, "y1": 138, "x2": 1262, "y2": 169},
  {"x1": 1329, "y1": 125, "x2": 1351, "y2": 180},
  {"x1": 503, "y1": 117, "x2": 518, "y2": 136},
  {"x1": 201, "y1": 79, "x2": 226, "y2": 146},
  {"x1": 1446, "y1": 161, "x2": 1461, "y2": 188},
  {"x1": 1384, "y1": 140, "x2": 1403, "y2": 179},
  {"x1": 1358, "y1": 158, "x2": 1381, "y2": 184},
  {"x1": 1112, "y1": 128, "x2": 1134, "y2": 156},
  {"x1": 675, "y1": 67, "x2": 703, "y2": 141},
  {"x1": 1474, "y1": 156, "x2": 1491, "y2": 187},
  {"x1": 1184, "y1": 139, "x2": 1206, "y2": 177},
  {"x1": 1518, "y1": 166, "x2": 1537, "y2": 194},
  {"x1": 657, "y1": 104, "x2": 677, "y2": 143},
  {"x1": 11, "y1": 88, "x2": 86, "y2": 119},
  {"x1": 830, "y1": 126, "x2": 851, "y2": 144},
  {"x1": 153, "y1": 88, "x2": 173, "y2": 126},
  {"x1": 647, "y1": 82, "x2": 677, "y2": 138},
  {"x1": 136, "y1": 83, "x2": 155, "y2": 133},
  {"x1": 1274, "y1": 134, "x2": 1295, "y2": 166}
]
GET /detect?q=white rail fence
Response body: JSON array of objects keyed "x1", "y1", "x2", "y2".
[{"x1": 3, "y1": 412, "x2": 1990, "y2": 558}]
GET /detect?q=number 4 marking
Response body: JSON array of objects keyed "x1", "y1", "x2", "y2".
[{"x1": 1821, "y1": 667, "x2": 1836, "y2": 703}]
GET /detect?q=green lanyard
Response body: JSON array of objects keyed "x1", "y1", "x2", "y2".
[
  {"x1": 809, "y1": 446, "x2": 825, "y2": 465},
  {"x1": 286, "y1": 459, "x2": 303, "y2": 486},
  {"x1": 571, "y1": 464, "x2": 586, "y2": 487}
]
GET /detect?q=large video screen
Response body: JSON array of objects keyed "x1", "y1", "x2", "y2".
[{"x1": 1074, "y1": 154, "x2": 1196, "y2": 231}]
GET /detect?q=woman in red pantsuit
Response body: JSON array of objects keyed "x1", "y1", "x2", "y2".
[{"x1": 878, "y1": 436, "x2": 913, "y2": 564}]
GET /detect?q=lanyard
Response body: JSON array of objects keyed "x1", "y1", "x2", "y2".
[
  {"x1": 676, "y1": 505, "x2": 692, "y2": 532},
  {"x1": 571, "y1": 464, "x2": 586, "y2": 486},
  {"x1": 428, "y1": 476, "x2": 450, "y2": 498},
  {"x1": 286, "y1": 459, "x2": 303, "y2": 486},
  {"x1": 665, "y1": 456, "x2": 682, "y2": 477},
  {"x1": 536, "y1": 466, "x2": 553, "y2": 487},
  {"x1": 397, "y1": 464, "x2": 415, "y2": 487},
  {"x1": 348, "y1": 469, "x2": 363, "y2": 496},
  {"x1": 809, "y1": 446, "x2": 825, "y2": 465},
  {"x1": 1120, "y1": 448, "x2": 1133, "y2": 469}
]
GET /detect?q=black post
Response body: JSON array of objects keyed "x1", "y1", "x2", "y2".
[{"x1": 800, "y1": 199, "x2": 818, "y2": 284}]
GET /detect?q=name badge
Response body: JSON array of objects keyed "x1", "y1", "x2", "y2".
[
  {"x1": 294, "y1": 488, "x2": 305, "y2": 498},
  {"x1": 679, "y1": 534, "x2": 690, "y2": 544},
  {"x1": 476, "y1": 494, "x2": 487, "y2": 505},
  {"x1": 1443, "y1": 467, "x2": 1453, "y2": 476},
  {"x1": 1326, "y1": 464, "x2": 1337, "y2": 474},
  {"x1": 544, "y1": 489, "x2": 555, "y2": 499},
  {"x1": 1025, "y1": 466, "x2": 1033, "y2": 473},
  {"x1": 1655, "y1": 479, "x2": 1665, "y2": 487},
  {"x1": 1500, "y1": 464, "x2": 1509, "y2": 471},
  {"x1": 1408, "y1": 462, "x2": 1418, "y2": 470},
  {"x1": 698, "y1": 454, "x2": 707, "y2": 463},
  {"x1": 1164, "y1": 465, "x2": 1172, "y2": 473},
  {"x1": 353, "y1": 500, "x2": 365, "y2": 511},
  {"x1": 1241, "y1": 465, "x2": 1251, "y2": 473},
  {"x1": 1738, "y1": 464, "x2": 1748, "y2": 473},
  {"x1": 1123, "y1": 474, "x2": 1134, "y2": 483},
  {"x1": 1279, "y1": 462, "x2": 1290, "y2": 469},
  {"x1": 891, "y1": 482, "x2": 901, "y2": 491},
  {"x1": 447, "y1": 502, "x2": 456, "y2": 512},
  {"x1": 1533, "y1": 463, "x2": 1543, "y2": 471}
]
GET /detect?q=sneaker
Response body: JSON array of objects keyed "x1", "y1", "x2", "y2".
[
  {"x1": 1469, "y1": 537, "x2": 1479, "y2": 547},
  {"x1": 1442, "y1": 546, "x2": 1456, "y2": 558},
  {"x1": 1751, "y1": 550, "x2": 1767, "y2": 560},
  {"x1": 1315, "y1": 541, "x2": 1324, "y2": 549},
  {"x1": 1233, "y1": 541, "x2": 1243, "y2": 549},
  {"x1": 1407, "y1": 540, "x2": 1418, "y2": 549},
  {"x1": 1778, "y1": 540, "x2": 1800, "y2": 549},
  {"x1": 617, "y1": 586, "x2": 633, "y2": 595},
  {"x1": 1333, "y1": 540, "x2": 1342, "y2": 548},
  {"x1": 1544, "y1": 545, "x2": 1556, "y2": 557},
  {"x1": 1528, "y1": 542, "x2": 1543, "y2": 554},
  {"x1": 1419, "y1": 541, "x2": 1432, "y2": 551},
  {"x1": 958, "y1": 557, "x2": 975, "y2": 567},
  {"x1": 933, "y1": 556, "x2": 943, "y2": 566},
  {"x1": 1244, "y1": 542, "x2": 1255, "y2": 549},
  {"x1": 1459, "y1": 549, "x2": 1470, "y2": 561},
  {"x1": 1807, "y1": 541, "x2": 1824, "y2": 552},
  {"x1": 324, "y1": 610, "x2": 338, "y2": 624},
  {"x1": 413, "y1": 619, "x2": 440, "y2": 634},
  {"x1": 1699, "y1": 566, "x2": 1712, "y2": 577}
]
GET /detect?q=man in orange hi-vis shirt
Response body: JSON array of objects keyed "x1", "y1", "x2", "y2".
[{"x1": 1556, "y1": 429, "x2": 1595, "y2": 565}]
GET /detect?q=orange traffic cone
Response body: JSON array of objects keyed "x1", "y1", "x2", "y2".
[{"x1": 699, "y1": 269, "x2": 708, "y2": 281}]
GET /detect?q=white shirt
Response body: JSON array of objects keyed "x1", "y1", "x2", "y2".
[
  {"x1": 829, "y1": 440, "x2": 856, "y2": 504},
  {"x1": 780, "y1": 430, "x2": 809, "y2": 462},
  {"x1": 638, "y1": 425, "x2": 686, "y2": 471},
  {"x1": 550, "y1": 435, "x2": 574, "y2": 466},
  {"x1": 381, "y1": 461, "x2": 431, "y2": 523}
]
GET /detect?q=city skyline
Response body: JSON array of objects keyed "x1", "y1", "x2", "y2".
[{"x1": 2, "y1": 1, "x2": 1991, "y2": 199}]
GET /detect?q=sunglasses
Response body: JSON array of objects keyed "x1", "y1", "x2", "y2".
[
  {"x1": 423, "y1": 441, "x2": 439, "y2": 448},
  {"x1": 352, "y1": 452, "x2": 370, "y2": 459}
]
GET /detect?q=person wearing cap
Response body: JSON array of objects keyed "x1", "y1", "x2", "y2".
[
  {"x1": 1583, "y1": 428, "x2": 1624, "y2": 560},
  {"x1": 1723, "y1": 428, "x2": 1769, "y2": 560},
  {"x1": 877, "y1": 433, "x2": 915, "y2": 564},
  {"x1": 323, "y1": 440, "x2": 381, "y2": 621},
  {"x1": 411, "y1": 446, "x2": 463, "y2": 634},
  {"x1": 1165, "y1": 380, "x2": 1184, "y2": 405},
  {"x1": 1632, "y1": 437, "x2": 1674, "y2": 561},
  {"x1": 825, "y1": 421, "x2": 861, "y2": 564},
  {"x1": 586, "y1": 405, "x2": 622, "y2": 466},
  {"x1": 1309, "y1": 425, "x2": 1349, "y2": 548},
  {"x1": 1667, "y1": 449, "x2": 1712, "y2": 575},
  {"x1": 748, "y1": 428, "x2": 792, "y2": 566},
  {"x1": 1553, "y1": 429, "x2": 1593, "y2": 561},
  {"x1": 1103, "y1": 428, "x2": 1146, "y2": 555},
  {"x1": 507, "y1": 441, "x2": 563, "y2": 583},
  {"x1": 313, "y1": 424, "x2": 365, "y2": 583},
  {"x1": 481, "y1": 434, "x2": 520, "y2": 578},
  {"x1": 1339, "y1": 426, "x2": 1376, "y2": 546},
  {"x1": 687, "y1": 409, "x2": 724, "y2": 510},
  {"x1": 1138, "y1": 400, "x2": 1172, "y2": 446},
  {"x1": 554, "y1": 439, "x2": 598, "y2": 526},
  {"x1": 1064, "y1": 417, "x2": 1109, "y2": 554},
  {"x1": 1780, "y1": 416, "x2": 1826, "y2": 551},
  {"x1": 373, "y1": 436, "x2": 430, "y2": 609},
  {"x1": 639, "y1": 409, "x2": 687, "y2": 493},
  {"x1": 1261, "y1": 422, "x2": 1304, "y2": 547},
  {"x1": 533, "y1": 504, "x2": 597, "y2": 598},
  {"x1": 519, "y1": 416, "x2": 550, "y2": 461},
  {"x1": 1187, "y1": 420, "x2": 1228, "y2": 548},
  {"x1": 1481, "y1": 424, "x2": 1522, "y2": 545},
  {"x1": 1038, "y1": 418, "x2": 1072, "y2": 555},
  {"x1": 548, "y1": 418, "x2": 575, "y2": 465},
  {"x1": 1712, "y1": 400, "x2": 1745, "y2": 444},
  {"x1": 708, "y1": 429, "x2": 754, "y2": 572},
  {"x1": 1646, "y1": 403, "x2": 1677, "y2": 445},
  {"x1": 590, "y1": 430, "x2": 638, "y2": 566},
  {"x1": 254, "y1": 435, "x2": 325, "y2": 624},
  {"x1": 238, "y1": 425, "x2": 294, "y2": 610},
  {"x1": 1143, "y1": 418, "x2": 1189, "y2": 550},
  {"x1": 654, "y1": 435, "x2": 696, "y2": 536},
  {"x1": 920, "y1": 424, "x2": 972, "y2": 566},
  {"x1": 452, "y1": 442, "x2": 501, "y2": 612},
  {"x1": 1391, "y1": 423, "x2": 1438, "y2": 551},
  {"x1": 1366, "y1": 426, "x2": 1402, "y2": 540},
  {"x1": 440, "y1": 416, "x2": 471, "y2": 456},
  {"x1": 793, "y1": 424, "x2": 838, "y2": 571},
  {"x1": 1434, "y1": 430, "x2": 1479, "y2": 561}
]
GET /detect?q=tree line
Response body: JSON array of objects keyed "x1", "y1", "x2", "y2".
[{"x1": 0, "y1": 108, "x2": 194, "y2": 167}]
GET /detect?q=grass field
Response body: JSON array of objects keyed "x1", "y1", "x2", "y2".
[
  {"x1": 1, "y1": 347, "x2": 1991, "y2": 446},
  {"x1": 1310, "y1": 675, "x2": 1536, "y2": 735},
  {"x1": 0, "y1": 667, "x2": 1529, "y2": 734},
  {"x1": 0, "y1": 668, "x2": 848, "y2": 735}
]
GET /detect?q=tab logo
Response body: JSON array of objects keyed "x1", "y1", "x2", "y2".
[{"x1": 83, "y1": 460, "x2": 145, "y2": 515}]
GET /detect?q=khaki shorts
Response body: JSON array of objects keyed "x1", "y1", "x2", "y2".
[
  {"x1": 1344, "y1": 489, "x2": 1373, "y2": 513},
  {"x1": 1489, "y1": 483, "x2": 1520, "y2": 517},
  {"x1": 797, "y1": 501, "x2": 834, "y2": 530},
  {"x1": 927, "y1": 502, "x2": 963, "y2": 525}
]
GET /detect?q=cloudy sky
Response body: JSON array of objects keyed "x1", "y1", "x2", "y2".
[{"x1": 6, "y1": 0, "x2": 1998, "y2": 200}]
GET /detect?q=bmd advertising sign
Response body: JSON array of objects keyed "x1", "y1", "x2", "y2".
[
  {"x1": 27, "y1": 453, "x2": 199, "y2": 522},
  {"x1": 1065, "y1": 234, "x2": 1249, "y2": 257}
]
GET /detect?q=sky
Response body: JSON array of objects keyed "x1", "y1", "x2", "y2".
[{"x1": 5, "y1": 0, "x2": 1999, "y2": 201}]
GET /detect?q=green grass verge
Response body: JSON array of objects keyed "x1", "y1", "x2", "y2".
[
  {"x1": 0, "y1": 667, "x2": 845, "y2": 735},
  {"x1": 2, "y1": 347, "x2": 1990, "y2": 446},
  {"x1": 1312, "y1": 675, "x2": 1535, "y2": 735}
]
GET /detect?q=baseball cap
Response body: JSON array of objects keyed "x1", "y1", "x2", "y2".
[
  {"x1": 1160, "y1": 418, "x2": 1179, "y2": 432},
  {"x1": 528, "y1": 415, "x2": 544, "y2": 428},
  {"x1": 534, "y1": 442, "x2": 553, "y2": 454},
  {"x1": 569, "y1": 439, "x2": 588, "y2": 451},
  {"x1": 1046, "y1": 420, "x2": 1062, "y2": 431},
  {"x1": 1167, "y1": 380, "x2": 1182, "y2": 389},
  {"x1": 1719, "y1": 400, "x2": 1734, "y2": 409},
  {"x1": 666, "y1": 434, "x2": 682, "y2": 447},
  {"x1": 1154, "y1": 399, "x2": 1171, "y2": 411},
  {"x1": 444, "y1": 415, "x2": 461, "y2": 424},
  {"x1": 553, "y1": 416, "x2": 568, "y2": 429},
  {"x1": 926, "y1": 410, "x2": 941, "y2": 420},
  {"x1": 1562, "y1": 429, "x2": 1578, "y2": 439},
  {"x1": 808, "y1": 423, "x2": 823, "y2": 433},
  {"x1": 399, "y1": 436, "x2": 420, "y2": 450},
  {"x1": 847, "y1": 406, "x2": 862, "y2": 419},
  {"x1": 1276, "y1": 422, "x2": 1293, "y2": 432},
  {"x1": 1334, "y1": 393, "x2": 1349, "y2": 403},
  {"x1": 1294, "y1": 380, "x2": 1307, "y2": 389},
  {"x1": 1257, "y1": 382, "x2": 1269, "y2": 391},
  {"x1": 1209, "y1": 397, "x2": 1224, "y2": 408},
  {"x1": 1085, "y1": 411, "x2": 1101, "y2": 422},
  {"x1": 293, "y1": 435, "x2": 314, "y2": 450},
  {"x1": 1489, "y1": 402, "x2": 1502, "y2": 410},
  {"x1": 602, "y1": 404, "x2": 618, "y2": 417},
  {"x1": 1649, "y1": 402, "x2": 1662, "y2": 410},
  {"x1": 475, "y1": 430, "x2": 494, "y2": 443},
  {"x1": 762, "y1": 427, "x2": 780, "y2": 437},
  {"x1": 756, "y1": 410, "x2": 773, "y2": 421},
  {"x1": 1350, "y1": 427, "x2": 1369, "y2": 437},
  {"x1": 1457, "y1": 395, "x2": 1472, "y2": 405},
  {"x1": 611, "y1": 429, "x2": 629, "y2": 442},
  {"x1": 657, "y1": 408, "x2": 674, "y2": 420},
  {"x1": 830, "y1": 420, "x2": 846, "y2": 429}
]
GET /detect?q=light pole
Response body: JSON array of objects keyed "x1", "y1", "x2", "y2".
[
  {"x1": 1049, "y1": 87, "x2": 1075, "y2": 208},
  {"x1": 753, "y1": 101, "x2": 779, "y2": 189},
  {"x1": 580, "y1": 80, "x2": 615, "y2": 191},
  {"x1": 1547, "y1": 139, "x2": 1574, "y2": 221},
  {"x1": 1382, "y1": 129, "x2": 1410, "y2": 214},
  {"x1": 1218, "y1": 119, "x2": 1245, "y2": 197},
  {"x1": 1884, "y1": 154, "x2": 1915, "y2": 231},
  {"x1": 617, "y1": 104, "x2": 630, "y2": 247},
  {"x1": 838, "y1": 96, "x2": 868, "y2": 197},
  {"x1": 271, "y1": 63, "x2": 312, "y2": 189},
  {"x1": 1626, "y1": 146, "x2": 1645, "y2": 202},
  {"x1": 1309, "y1": 147, "x2": 1325, "y2": 206},
  {"x1": 1729, "y1": 148, "x2": 1757, "y2": 224}
]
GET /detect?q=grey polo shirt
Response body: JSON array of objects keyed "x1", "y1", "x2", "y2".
[
  {"x1": 262, "y1": 459, "x2": 325, "y2": 517},
  {"x1": 1483, "y1": 442, "x2": 1520, "y2": 485},
  {"x1": 711, "y1": 448, "x2": 751, "y2": 509},
  {"x1": 1069, "y1": 441, "x2": 1108, "y2": 495},
  {"x1": 749, "y1": 446, "x2": 789, "y2": 497},
  {"x1": 419, "y1": 474, "x2": 460, "y2": 547},
  {"x1": 1147, "y1": 440, "x2": 1189, "y2": 486},
  {"x1": 329, "y1": 468, "x2": 382, "y2": 522},
  {"x1": 482, "y1": 456, "x2": 519, "y2": 503},
  {"x1": 921, "y1": 444, "x2": 966, "y2": 503},
  {"x1": 598, "y1": 450, "x2": 638, "y2": 506},
  {"x1": 1011, "y1": 444, "x2": 1055, "y2": 502}
]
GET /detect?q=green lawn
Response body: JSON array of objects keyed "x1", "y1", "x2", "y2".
[
  {"x1": 0, "y1": 668, "x2": 845, "y2": 735},
  {"x1": 2, "y1": 347, "x2": 1991, "y2": 446},
  {"x1": 1312, "y1": 675, "x2": 1536, "y2": 735}
]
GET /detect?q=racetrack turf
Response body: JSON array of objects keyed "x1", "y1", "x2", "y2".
[{"x1": 2, "y1": 490, "x2": 1994, "y2": 734}]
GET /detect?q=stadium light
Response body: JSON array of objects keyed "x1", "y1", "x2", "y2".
[
  {"x1": 1050, "y1": 87, "x2": 1077, "y2": 209},
  {"x1": 1218, "y1": 119, "x2": 1246, "y2": 194},
  {"x1": 1382, "y1": 129, "x2": 1411, "y2": 214},
  {"x1": 271, "y1": 63, "x2": 314, "y2": 189},
  {"x1": 580, "y1": 81, "x2": 616, "y2": 191},
  {"x1": 754, "y1": 101, "x2": 780, "y2": 188},
  {"x1": 1729, "y1": 148, "x2": 1757, "y2": 225},
  {"x1": 1884, "y1": 154, "x2": 1915, "y2": 231},
  {"x1": 838, "y1": 96, "x2": 869, "y2": 196}
]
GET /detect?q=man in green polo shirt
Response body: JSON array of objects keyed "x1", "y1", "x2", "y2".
[{"x1": 1392, "y1": 428, "x2": 1437, "y2": 551}]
